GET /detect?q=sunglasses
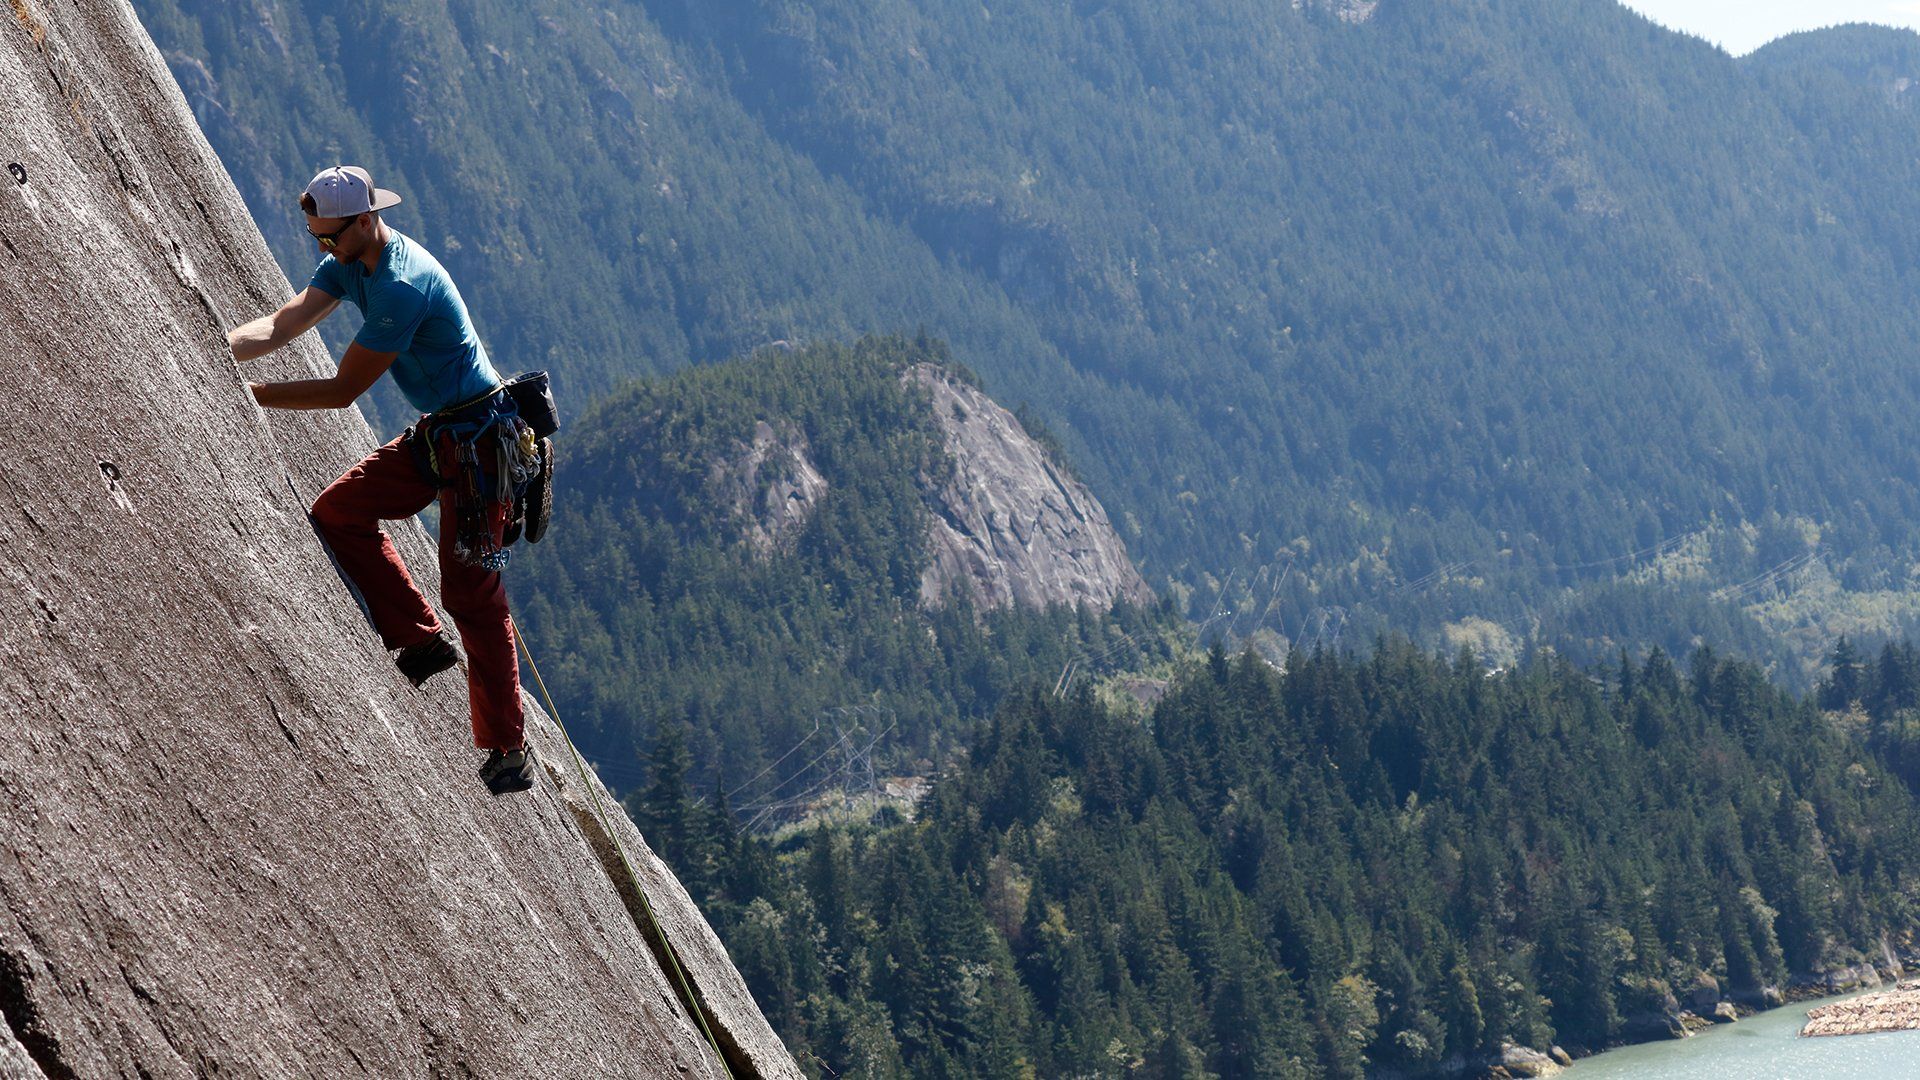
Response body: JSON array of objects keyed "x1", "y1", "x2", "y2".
[{"x1": 308, "y1": 216, "x2": 361, "y2": 250}]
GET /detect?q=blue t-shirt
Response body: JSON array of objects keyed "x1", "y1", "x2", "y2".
[{"x1": 308, "y1": 230, "x2": 502, "y2": 414}]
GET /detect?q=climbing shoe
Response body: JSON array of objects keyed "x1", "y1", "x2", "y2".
[
  {"x1": 395, "y1": 633, "x2": 460, "y2": 689},
  {"x1": 523, "y1": 437, "x2": 553, "y2": 544},
  {"x1": 479, "y1": 745, "x2": 537, "y2": 796}
]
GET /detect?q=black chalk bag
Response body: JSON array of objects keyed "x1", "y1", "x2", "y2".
[{"x1": 505, "y1": 371, "x2": 559, "y2": 437}]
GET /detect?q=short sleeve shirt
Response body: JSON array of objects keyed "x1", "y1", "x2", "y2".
[{"x1": 308, "y1": 230, "x2": 502, "y2": 414}]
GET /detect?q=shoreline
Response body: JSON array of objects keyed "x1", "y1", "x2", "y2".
[{"x1": 1567, "y1": 984, "x2": 1905, "y2": 1079}]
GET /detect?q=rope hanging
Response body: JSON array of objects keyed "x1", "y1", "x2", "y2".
[{"x1": 511, "y1": 614, "x2": 737, "y2": 1080}]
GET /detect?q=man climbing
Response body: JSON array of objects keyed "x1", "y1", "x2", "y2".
[{"x1": 228, "y1": 165, "x2": 544, "y2": 795}]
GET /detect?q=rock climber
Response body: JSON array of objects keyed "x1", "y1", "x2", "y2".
[{"x1": 227, "y1": 165, "x2": 547, "y2": 795}]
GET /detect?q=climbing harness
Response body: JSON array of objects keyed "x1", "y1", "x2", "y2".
[
  {"x1": 405, "y1": 388, "x2": 537, "y2": 571},
  {"x1": 511, "y1": 615, "x2": 736, "y2": 1080},
  {"x1": 403, "y1": 372, "x2": 561, "y2": 571}
]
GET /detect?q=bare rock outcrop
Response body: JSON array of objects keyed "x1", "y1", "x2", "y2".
[
  {"x1": 1292, "y1": 0, "x2": 1379, "y2": 24},
  {"x1": 1801, "y1": 961, "x2": 1886, "y2": 996},
  {"x1": 712, "y1": 420, "x2": 827, "y2": 557},
  {"x1": 1497, "y1": 1043, "x2": 1564, "y2": 1077},
  {"x1": 911, "y1": 364, "x2": 1153, "y2": 612},
  {"x1": 0, "y1": 2, "x2": 797, "y2": 1076}
]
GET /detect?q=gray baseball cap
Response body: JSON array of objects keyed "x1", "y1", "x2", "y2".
[{"x1": 302, "y1": 165, "x2": 402, "y2": 218}]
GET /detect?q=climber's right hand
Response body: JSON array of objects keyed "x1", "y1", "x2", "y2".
[{"x1": 229, "y1": 286, "x2": 340, "y2": 364}]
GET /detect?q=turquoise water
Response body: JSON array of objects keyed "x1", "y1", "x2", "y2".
[{"x1": 1570, "y1": 990, "x2": 1920, "y2": 1078}]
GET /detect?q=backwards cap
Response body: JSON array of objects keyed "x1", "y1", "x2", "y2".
[{"x1": 302, "y1": 165, "x2": 402, "y2": 218}]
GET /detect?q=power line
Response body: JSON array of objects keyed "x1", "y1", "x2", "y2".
[
  {"x1": 721, "y1": 718, "x2": 821, "y2": 795},
  {"x1": 737, "y1": 718, "x2": 897, "y2": 832},
  {"x1": 1053, "y1": 630, "x2": 1141, "y2": 698},
  {"x1": 1393, "y1": 561, "x2": 1475, "y2": 595},
  {"x1": 1710, "y1": 548, "x2": 1821, "y2": 604},
  {"x1": 1251, "y1": 558, "x2": 1296, "y2": 632},
  {"x1": 1532, "y1": 529, "x2": 1701, "y2": 573}
]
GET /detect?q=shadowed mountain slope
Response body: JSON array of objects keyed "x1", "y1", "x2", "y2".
[
  {"x1": 0, "y1": 2, "x2": 796, "y2": 1076},
  {"x1": 136, "y1": 0, "x2": 1920, "y2": 682}
]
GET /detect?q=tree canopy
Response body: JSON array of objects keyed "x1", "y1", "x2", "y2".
[{"x1": 662, "y1": 643, "x2": 1920, "y2": 1076}]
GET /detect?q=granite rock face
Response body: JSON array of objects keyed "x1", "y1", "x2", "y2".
[
  {"x1": 713, "y1": 420, "x2": 828, "y2": 558},
  {"x1": 0, "y1": 2, "x2": 797, "y2": 1077},
  {"x1": 912, "y1": 364, "x2": 1154, "y2": 613}
]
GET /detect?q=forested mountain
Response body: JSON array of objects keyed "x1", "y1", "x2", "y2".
[
  {"x1": 633, "y1": 0, "x2": 1920, "y2": 682},
  {"x1": 511, "y1": 336, "x2": 1172, "y2": 796},
  {"x1": 139, "y1": 0, "x2": 1920, "y2": 682},
  {"x1": 651, "y1": 643, "x2": 1920, "y2": 1077}
]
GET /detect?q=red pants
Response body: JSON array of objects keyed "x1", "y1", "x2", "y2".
[{"x1": 310, "y1": 433, "x2": 525, "y2": 751}]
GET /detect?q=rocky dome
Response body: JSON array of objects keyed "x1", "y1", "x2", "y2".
[{"x1": 0, "y1": 2, "x2": 796, "y2": 1076}]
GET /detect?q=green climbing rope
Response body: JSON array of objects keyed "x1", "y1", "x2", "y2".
[{"x1": 510, "y1": 615, "x2": 737, "y2": 1080}]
